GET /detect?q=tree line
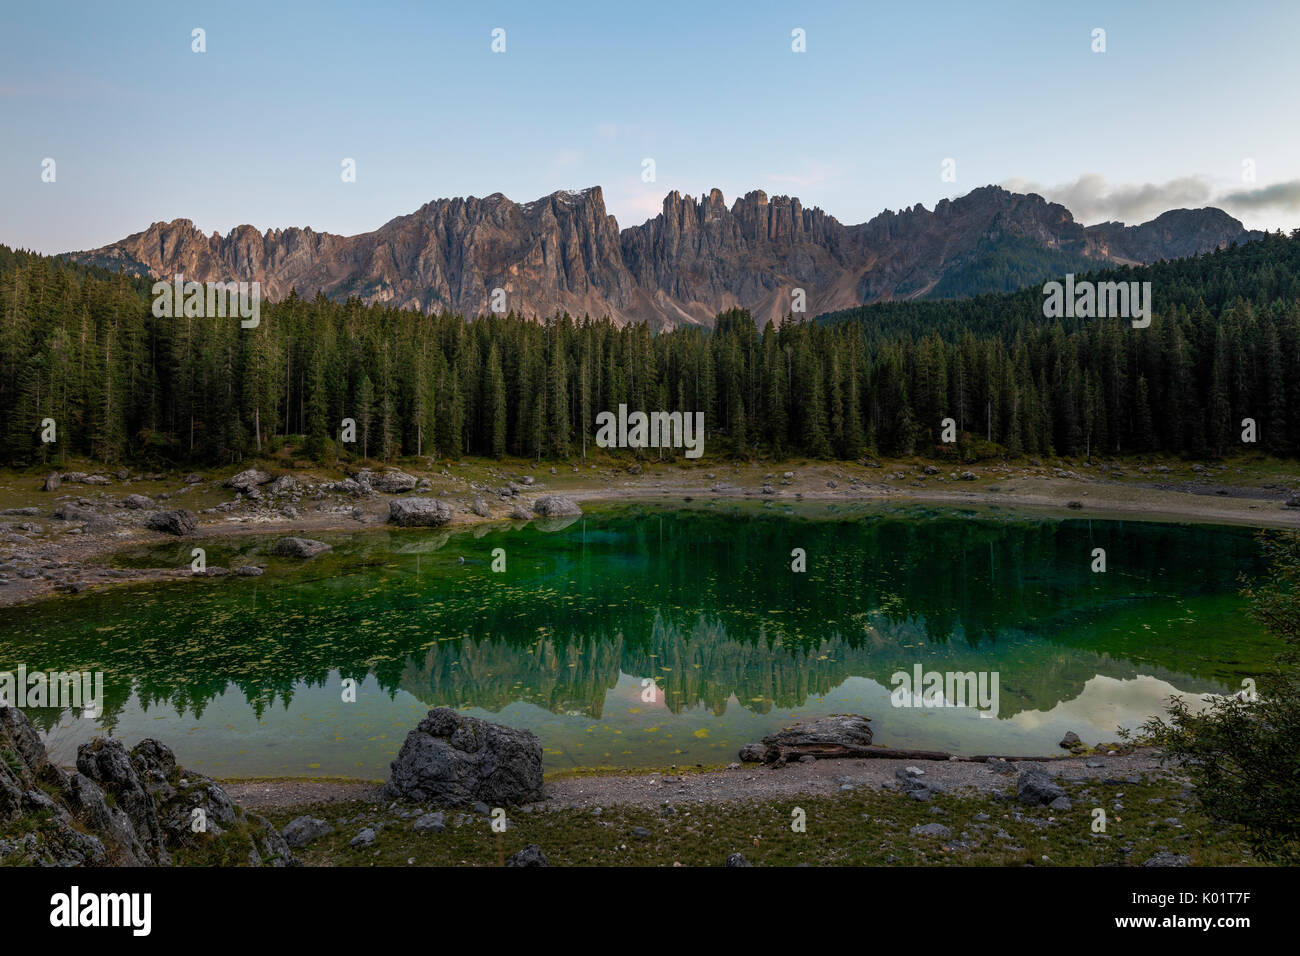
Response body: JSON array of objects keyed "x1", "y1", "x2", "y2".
[{"x1": 2, "y1": 231, "x2": 1300, "y2": 467}]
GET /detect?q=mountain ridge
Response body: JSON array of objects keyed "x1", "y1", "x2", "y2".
[{"x1": 68, "y1": 184, "x2": 1265, "y2": 328}]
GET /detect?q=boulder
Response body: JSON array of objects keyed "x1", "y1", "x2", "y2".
[
  {"x1": 146, "y1": 510, "x2": 197, "y2": 536},
  {"x1": 737, "y1": 743, "x2": 767, "y2": 763},
  {"x1": 271, "y1": 537, "x2": 331, "y2": 558},
  {"x1": 225, "y1": 468, "x2": 273, "y2": 492},
  {"x1": 388, "y1": 497, "x2": 452, "y2": 528},
  {"x1": 724, "y1": 852, "x2": 752, "y2": 867},
  {"x1": 383, "y1": 707, "x2": 544, "y2": 807},
  {"x1": 532, "y1": 495, "x2": 582, "y2": 517},
  {"x1": 282, "y1": 816, "x2": 333, "y2": 848},
  {"x1": 509, "y1": 505, "x2": 533, "y2": 520},
  {"x1": 506, "y1": 844, "x2": 549, "y2": 867},
  {"x1": 368, "y1": 470, "x2": 418, "y2": 494},
  {"x1": 123, "y1": 494, "x2": 153, "y2": 510},
  {"x1": 266, "y1": 475, "x2": 298, "y2": 496},
  {"x1": 41, "y1": 472, "x2": 60, "y2": 492},
  {"x1": 471, "y1": 498, "x2": 492, "y2": 517},
  {"x1": 1016, "y1": 767, "x2": 1066, "y2": 806},
  {"x1": 413, "y1": 811, "x2": 446, "y2": 833}
]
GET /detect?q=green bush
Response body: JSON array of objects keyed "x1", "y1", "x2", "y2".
[{"x1": 1142, "y1": 531, "x2": 1300, "y2": 863}]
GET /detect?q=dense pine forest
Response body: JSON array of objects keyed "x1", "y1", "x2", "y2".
[{"x1": 2, "y1": 233, "x2": 1300, "y2": 468}]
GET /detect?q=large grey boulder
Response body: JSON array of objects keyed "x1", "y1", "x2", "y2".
[
  {"x1": 146, "y1": 509, "x2": 197, "y2": 535},
  {"x1": 271, "y1": 537, "x2": 331, "y2": 558},
  {"x1": 282, "y1": 815, "x2": 333, "y2": 848},
  {"x1": 367, "y1": 469, "x2": 418, "y2": 494},
  {"x1": 532, "y1": 495, "x2": 582, "y2": 517},
  {"x1": 1016, "y1": 766, "x2": 1066, "y2": 806},
  {"x1": 225, "y1": 468, "x2": 273, "y2": 492},
  {"x1": 383, "y1": 707, "x2": 544, "y2": 807},
  {"x1": 388, "y1": 497, "x2": 452, "y2": 528}
]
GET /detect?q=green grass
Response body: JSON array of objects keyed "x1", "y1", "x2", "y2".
[{"x1": 264, "y1": 771, "x2": 1264, "y2": 868}]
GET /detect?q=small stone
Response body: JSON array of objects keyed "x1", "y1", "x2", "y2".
[
  {"x1": 506, "y1": 844, "x2": 549, "y2": 867},
  {"x1": 909, "y1": 823, "x2": 951, "y2": 839}
]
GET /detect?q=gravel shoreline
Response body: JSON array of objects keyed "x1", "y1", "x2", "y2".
[{"x1": 222, "y1": 749, "x2": 1172, "y2": 812}]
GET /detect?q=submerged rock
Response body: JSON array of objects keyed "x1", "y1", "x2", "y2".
[
  {"x1": 271, "y1": 537, "x2": 331, "y2": 558},
  {"x1": 383, "y1": 707, "x2": 544, "y2": 807}
]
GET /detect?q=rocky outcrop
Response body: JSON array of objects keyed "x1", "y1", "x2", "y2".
[
  {"x1": 388, "y1": 497, "x2": 452, "y2": 527},
  {"x1": 68, "y1": 185, "x2": 1262, "y2": 330},
  {"x1": 0, "y1": 704, "x2": 293, "y2": 866},
  {"x1": 383, "y1": 707, "x2": 544, "y2": 807}
]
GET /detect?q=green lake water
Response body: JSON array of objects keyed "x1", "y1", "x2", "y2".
[{"x1": 0, "y1": 501, "x2": 1278, "y2": 778}]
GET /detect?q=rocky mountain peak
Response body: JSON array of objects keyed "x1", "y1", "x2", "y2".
[{"x1": 67, "y1": 184, "x2": 1265, "y2": 329}]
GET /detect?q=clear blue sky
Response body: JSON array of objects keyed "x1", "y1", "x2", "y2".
[{"x1": 3, "y1": 0, "x2": 1299, "y2": 253}]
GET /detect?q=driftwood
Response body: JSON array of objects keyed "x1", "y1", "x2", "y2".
[
  {"x1": 743, "y1": 714, "x2": 1070, "y2": 764},
  {"x1": 763, "y1": 744, "x2": 1067, "y2": 764}
]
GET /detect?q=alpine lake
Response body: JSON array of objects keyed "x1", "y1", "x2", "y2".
[{"x1": 0, "y1": 500, "x2": 1277, "y2": 779}]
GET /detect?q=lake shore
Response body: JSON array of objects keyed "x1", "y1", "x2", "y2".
[
  {"x1": 3, "y1": 454, "x2": 1298, "y2": 607},
  {"x1": 227, "y1": 749, "x2": 1263, "y2": 867}
]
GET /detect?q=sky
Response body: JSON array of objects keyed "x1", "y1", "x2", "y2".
[{"x1": 3, "y1": 0, "x2": 1299, "y2": 254}]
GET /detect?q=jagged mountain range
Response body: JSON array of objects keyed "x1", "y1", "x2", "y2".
[{"x1": 67, "y1": 185, "x2": 1264, "y2": 328}]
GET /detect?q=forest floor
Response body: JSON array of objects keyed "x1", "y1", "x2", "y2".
[
  {"x1": 2, "y1": 451, "x2": 1299, "y2": 607},
  {"x1": 218, "y1": 749, "x2": 1267, "y2": 867}
]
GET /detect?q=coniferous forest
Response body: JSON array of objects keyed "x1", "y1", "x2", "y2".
[{"x1": 2, "y1": 232, "x2": 1300, "y2": 468}]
